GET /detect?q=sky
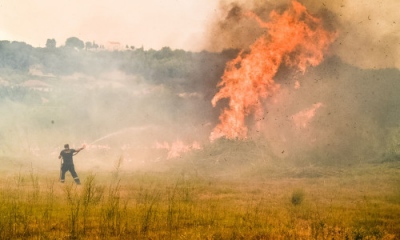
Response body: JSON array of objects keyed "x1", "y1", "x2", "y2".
[
  {"x1": 0, "y1": 0, "x2": 399, "y2": 69},
  {"x1": 0, "y1": 0, "x2": 218, "y2": 50}
]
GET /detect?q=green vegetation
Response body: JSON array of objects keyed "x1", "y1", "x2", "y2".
[
  {"x1": 0, "y1": 40, "x2": 235, "y2": 158},
  {"x1": 1, "y1": 40, "x2": 400, "y2": 166},
  {"x1": 1, "y1": 37, "x2": 400, "y2": 239},
  {"x1": 0, "y1": 39, "x2": 235, "y2": 79},
  {"x1": 0, "y1": 161, "x2": 399, "y2": 239}
]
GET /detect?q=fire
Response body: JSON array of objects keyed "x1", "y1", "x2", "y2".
[
  {"x1": 292, "y1": 102, "x2": 323, "y2": 129},
  {"x1": 155, "y1": 140, "x2": 202, "y2": 159},
  {"x1": 210, "y1": 1, "x2": 337, "y2": 141}
]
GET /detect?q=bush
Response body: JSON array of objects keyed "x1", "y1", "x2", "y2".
[{"x1": 291, "y1": 189, "x2": 305, "y2": 206}]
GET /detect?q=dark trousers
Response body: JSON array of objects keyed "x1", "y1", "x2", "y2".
[{"x1": 60, "y1": 164, "x2": 81, "y2": 184}]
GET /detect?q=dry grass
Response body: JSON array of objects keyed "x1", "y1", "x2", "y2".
[{"x1": 0, "y1": 161, "x2": 399, "y2": 239}]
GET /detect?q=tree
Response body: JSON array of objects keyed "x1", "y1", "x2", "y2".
[
  {"x1": 0, "y1": 41, "x2": 33, "y2": 71},
  {"x1": 93, "y1": 42, "x2": 99, "y2": 49},
  {"x1": 85, "y1": 41, "x2": 93, "y2": 50},
  {"x1": 65, "y1": 37, "x2": 84, "y2": 49},
  {"x1": 45, "y1": 39, "x2": 56, "y2": 48}
]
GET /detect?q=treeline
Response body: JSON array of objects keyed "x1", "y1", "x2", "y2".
[
  {"x1": 0, "y1": 38, "x2": 239, "y2": 156},
  {"x1": 0, "y1": 37, "x2": 239, "y2": 111},
  {"x1": 0, "y1": 38, "x2": 238, "y2": 84}
]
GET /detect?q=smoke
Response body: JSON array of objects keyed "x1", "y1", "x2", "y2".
[
  {"x1": 203, "y1": 0, "x2": 400, "y2": 165},
  {"x1": 316, "y1": 0, "x2": 400, "y2": 69},
  {"x1": 206, "y1": 0, "x2": 400, "y2": 69},
  {"x1": 209, "y1": 1, "x2": 337, "y2": 141},
  {"x1": 0, "y1": 48, "x2": 228, "y2": 172},
  {"x1": 256, "y1": 57, "x2": 393, "y2": 164},
  {"x1": 1, "y1": 0, "x2": 399, "y2": 174}
]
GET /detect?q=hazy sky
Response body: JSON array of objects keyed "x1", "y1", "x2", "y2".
[
  {"x1": 0, "y1": 0, "x2": 399, "y2": 69},
  {"x1": 0, "y1": 0, "x2": 218, "y2": 50}
]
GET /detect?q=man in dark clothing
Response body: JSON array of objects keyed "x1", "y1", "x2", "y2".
[{"x1": 59, "y1": 144, "x2": 85, "y2": 184}]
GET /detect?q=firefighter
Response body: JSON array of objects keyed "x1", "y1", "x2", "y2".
[{"x1": 59, "y1": 144, "x2": 85, "y2": 184}]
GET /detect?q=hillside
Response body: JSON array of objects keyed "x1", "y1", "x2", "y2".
[{"x1": 0, "y1": 43, "x2": 400, "y2": 172}]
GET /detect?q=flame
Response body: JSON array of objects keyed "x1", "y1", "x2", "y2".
[
  {"x1": 210, "y1": 1, "x2": 337, "y2": 141},
  {"x1": 292, "y1": 102, "x2": 323, "y2": 129},
  {"x1": 155, "y1": 140, "x2": 201, "y2": 159}
]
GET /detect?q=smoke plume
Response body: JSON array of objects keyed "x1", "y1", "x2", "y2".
[
  {"x1": 203, "y1": 0, "x2": 400, "y2": 164},
  {"x1": 206, "y1": 0, "x2": 400, "y2": 69}
]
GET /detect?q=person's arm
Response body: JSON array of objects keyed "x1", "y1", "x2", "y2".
[{"x1": 73, "y1": 146, "x2": 85, "y2": 156}]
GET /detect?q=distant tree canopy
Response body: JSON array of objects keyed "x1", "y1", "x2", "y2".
[
  {"x1": 0, "y1": 39, "x2": 236, "y2": 154},
  {"x1": 0, "y1": 41, "x2": 33, "y2": 71},
  {"x1": 0, "y1": 38, "x2": 237, "y2": 83},
  {"x1": 85, "y1": 41, "x2": 93, "y2": 49},
  {"x1": 65, "y1": 37, "x2": 84, "y2": 49},
  {"x1": 45, "y1": 39, "x2": 56, "y2": 48}
]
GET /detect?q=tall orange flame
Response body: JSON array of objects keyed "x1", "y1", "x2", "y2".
[{"x1": 210, "y1": 1, "x2": 337, "y2": 141}]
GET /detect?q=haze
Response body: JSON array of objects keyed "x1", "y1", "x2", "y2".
[
  {"x1": 1, "y1": 0, "x2": 399, "y2": 70},
  {"x1": 208, "y1": 0, "x2": 400, "y2": 70},
  {"x1": 0, "y1": 0, "x2": 218, "y2": 51},
  {"x1": 0, "y1": 0, "x2": 399, "y2": 170},
  {"x1": 0, "y1": 1, "x2": 399, "y2": 238}
]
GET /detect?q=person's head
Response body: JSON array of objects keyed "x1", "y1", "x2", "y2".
[{"x1": 64, "y1": 144, "x2": 69, "y2": 149}]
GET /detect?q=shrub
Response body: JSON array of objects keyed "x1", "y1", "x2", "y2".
[{"x1": 291, "y1": 189, "x2": 305, "y2": 206}]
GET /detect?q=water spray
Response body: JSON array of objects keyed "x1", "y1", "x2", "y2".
[{"x1": 84, "y1": 125, "x2": 157, "y2": 147}]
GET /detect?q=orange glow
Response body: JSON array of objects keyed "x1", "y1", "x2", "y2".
[
  {"x1": 155, "y1": 140, "x2": 201, "y2": 159},
  {"x1": 210, "y1": 1, "x2": 337, "y2": 141},
  {"x1": 292, "y1": 102, "x2": 323, "y2": 129}
]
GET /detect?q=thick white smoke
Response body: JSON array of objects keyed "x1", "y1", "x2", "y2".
[{"x1": 206, "y1": 0, "x2": 400, "y2": 70}]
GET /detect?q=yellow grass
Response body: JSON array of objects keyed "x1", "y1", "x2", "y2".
[{"x1": 0, "y1": 161, "x2": 399, "y2": 239}]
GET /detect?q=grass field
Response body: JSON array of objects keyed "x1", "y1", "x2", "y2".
[{"x1": 0, "y1": 154, "x2": 399, "y2": 240}]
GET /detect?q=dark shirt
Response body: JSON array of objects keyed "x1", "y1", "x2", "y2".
[{"x1": 60, "y1": 149, "x2": 77, "y2": 165}]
